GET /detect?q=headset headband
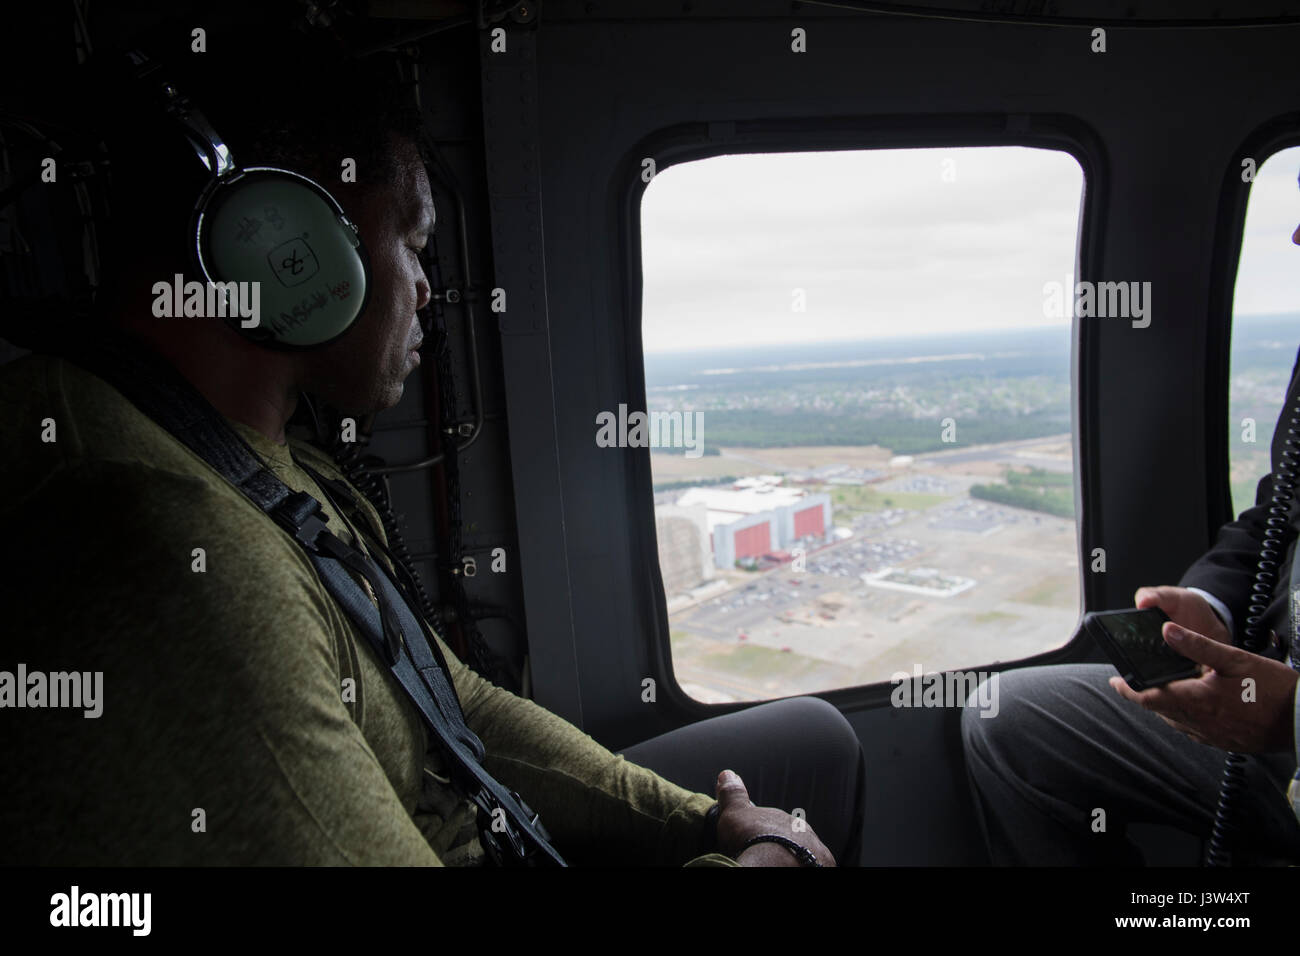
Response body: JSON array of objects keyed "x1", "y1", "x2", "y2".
[
  {"x1": 126, "y1": 50, "x2": 233, "y2": 177},
  {"x1": 126, "y1": 47, "x2": 371, "y2": 349}
]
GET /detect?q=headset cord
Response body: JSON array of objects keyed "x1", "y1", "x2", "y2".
[
  {"x1": 327, "y1": 446, "x2": 443, "y2": 629},
  {"x1": 1205, "y1": 405, "x2": 1300, "y2": 866},
  {"x1": 287, "y1": 393, "x2": 432, "y2": 615}
]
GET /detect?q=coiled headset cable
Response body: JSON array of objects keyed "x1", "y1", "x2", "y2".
[{"x1": 1205, "y1": 402, "x2": 1300, "y2": 866}]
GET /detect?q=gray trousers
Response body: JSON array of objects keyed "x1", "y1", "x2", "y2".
[
  {"x1": 961, "y1": 663, "x2": 1300, "y2": 865},
  {"x1": 619, "y1": 696, "x2": 866, "y2": 865}
]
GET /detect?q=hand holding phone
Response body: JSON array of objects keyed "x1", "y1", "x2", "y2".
[
  {"x1": 1133, "y1": 585, "x2": 1232, "y2": 647},
  {"x1": 1082, "y1": 607, "x2": 1201, "y2": 691}
]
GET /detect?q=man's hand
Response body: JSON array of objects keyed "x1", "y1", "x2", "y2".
[
  {"x1": 1108, "y1": 622, "x2": 1299, "y2": 754},
  {"x1": 1134, "y1": 585, "x2": 1231, "y2": 647},
  {"x1": 712, "y1": 769, "x2": 835, "y2": 867}
]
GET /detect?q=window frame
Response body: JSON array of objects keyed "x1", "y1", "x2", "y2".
[
  {"x1": 617, "y1": 114, "x2": 1108, "y2": 713},
  {"x1": 1210, "y1": 121, "x2": 1300, "y2": 541}
]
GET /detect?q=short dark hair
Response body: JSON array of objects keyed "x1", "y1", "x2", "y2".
[
  {"x1": 91, "y1": 23, "x2": 424, "y2": 283},
  {"x1": 176, "y1": 34, "x2": 424, "y2": 189}
]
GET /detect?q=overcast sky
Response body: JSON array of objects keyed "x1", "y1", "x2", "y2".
[{"x1": 639, "y1": 144, "x2": 1300, "y2": 354}]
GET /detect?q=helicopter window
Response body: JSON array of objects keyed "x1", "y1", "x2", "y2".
[
  {"x1": 1227, "y1": 144, "x2": 1300, "y2": 517},
  {"x1": 639, "y1": 145, "x2": 1085, "y2": 702}
]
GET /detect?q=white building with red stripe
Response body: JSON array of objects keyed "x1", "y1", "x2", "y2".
[{"x1": 675, "y1": 482, "x2": 832, "y2": 570}]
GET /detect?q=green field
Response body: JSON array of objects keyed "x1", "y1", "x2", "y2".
[
  {"x1": 829, "y1": 485, "x2": 951, "y2": 516},
  {"x1": 970, "y1": 466, "x2": 1074, "y2": 518}
]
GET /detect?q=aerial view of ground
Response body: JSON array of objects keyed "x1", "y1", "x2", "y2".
[
  {"x1": 664, "y1": 435, "x2": 1081, "y2": 703},
  {"x1": 645, "y1": 315, "x2": 1296, "y2": 703}
]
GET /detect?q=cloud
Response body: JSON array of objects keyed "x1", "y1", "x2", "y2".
[{"x1": 639, "y1": 144, "x2": 1300, "y2": 353}]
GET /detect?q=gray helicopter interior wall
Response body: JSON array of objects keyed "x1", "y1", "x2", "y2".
[{"x1": 474, "y1": 3, "x2": 1300, "y2": 863}]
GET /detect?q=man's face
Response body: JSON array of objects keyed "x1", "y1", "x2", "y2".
[{"x1": 308, "y1": 141, "x2": 434, "y2": 414}]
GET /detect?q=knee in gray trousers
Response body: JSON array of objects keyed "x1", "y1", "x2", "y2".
[
  {"x1": 620, "y1": 695, "x2": 867, "y2": 865},
  {"x1": 959, "y1": 664, "x2": 1300, "y2": 865}
]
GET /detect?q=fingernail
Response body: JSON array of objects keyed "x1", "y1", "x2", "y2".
[
  {"x1": 719, "y1": 769, "x2": 736, "y2": 784},
  {"x1": 1166, "y1": 625, "x2": 1184, "y2": 642}
]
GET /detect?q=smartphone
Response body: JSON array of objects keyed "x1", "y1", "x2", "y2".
[{"x1": 1082, "y1": 607, "x2": 1201, "y2": 691}]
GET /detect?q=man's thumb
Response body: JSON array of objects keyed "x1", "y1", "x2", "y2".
[
  {"x1": 716, "y1": 769, "x2": 750, "y2": 809},
  {"x1": 1166, "y1": 623, "x2": 1241, "y2": 672}
]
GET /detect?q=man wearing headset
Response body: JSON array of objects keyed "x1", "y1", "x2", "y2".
[
  {"x1": 961, "y1": 189, "x2": 1300, "y2": 865},
  {"x1": 0, "y1": 28, "x2": 864, "y2": 866}
]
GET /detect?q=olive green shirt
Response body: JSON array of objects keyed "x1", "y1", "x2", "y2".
[{"x1": 0, "y1": 353, "x2": 736, "y2": 866}]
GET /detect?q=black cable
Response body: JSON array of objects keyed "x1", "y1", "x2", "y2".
[
  {"x1": 325, "y1": 405, "x2": 509, "y2": 687},
  {"x1": 1205, "y1": 406, "x2": 1300, "y2": 866},
  {"x1": 329, "y1": 438, "x2": 443, "y2": 629}
]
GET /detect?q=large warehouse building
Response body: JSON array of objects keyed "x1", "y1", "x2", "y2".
[
  {"x1": 653, "y1": 502, "x2": 715, "y2": 595},
  {"x1": 674, "y1": 484, "x2": 832, "y2": 570}
]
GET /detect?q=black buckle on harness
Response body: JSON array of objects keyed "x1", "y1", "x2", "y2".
[
  {"x1": 270, "y1": 492, "x2": 331, "y2": 552},
  {"x1": 276, "y1": 493, "x2": 406, "y2": 667},
  {"x1": 474, "y1": 790, "x2": 552, "y2": 867}
]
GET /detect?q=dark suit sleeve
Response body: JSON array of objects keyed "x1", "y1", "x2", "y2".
[
  {"x1": 1178, "y1": 470, "x2": 1277, "y2": 632},
  {"x1": 1179, "y1": 345, "x2": 1300, "y2": 633}
]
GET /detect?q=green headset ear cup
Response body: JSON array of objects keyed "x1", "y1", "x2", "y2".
[{"x1": 194, "y1": 167, "x2": 371, "y2": 348}]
